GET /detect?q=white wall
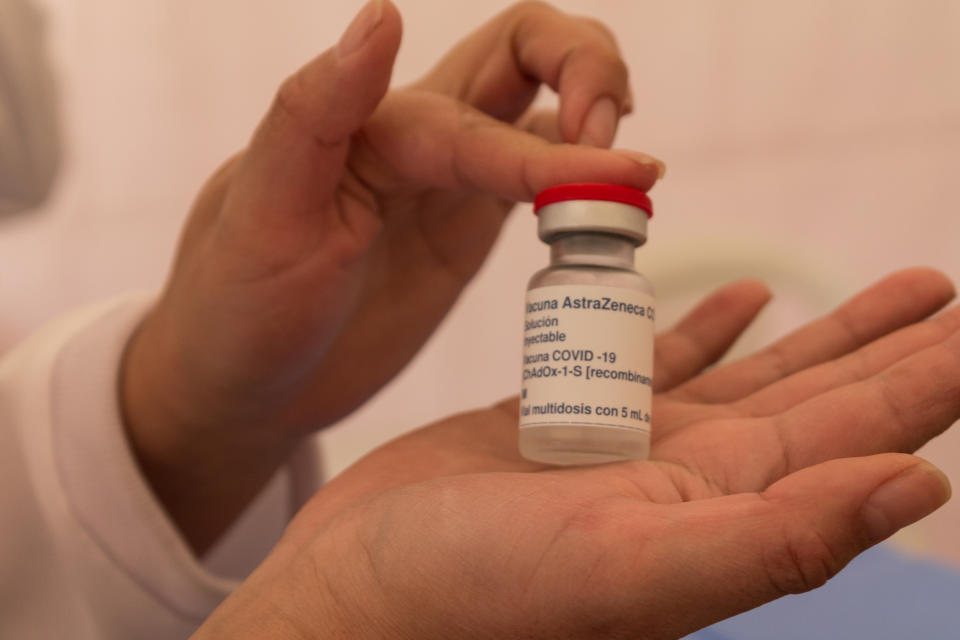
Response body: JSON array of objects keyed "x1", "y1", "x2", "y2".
[{"x1": 3, "y1": 0, "x2": 958, "y2": 562}]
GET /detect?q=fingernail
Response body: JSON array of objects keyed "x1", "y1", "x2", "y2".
[
  {"x1": 622, "y1": 90, "x2": 634, "y2": 116},
  {"x1": 861, "y1": 462, "x2": 952, "y2": 542},
  {"x1": 615, "y1": 149, "x2": 667, "y2": 180},
  {"x1": 578, "y1": 97, "x2": 619, "y2": 148},
  {"x1": 337, "y1": 0, "x2": 384, "y2": 59}
]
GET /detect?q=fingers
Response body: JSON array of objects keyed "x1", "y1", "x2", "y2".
[
  {"x1": 738, "y1": 304, "x2": 960, "y2": 417},
  {"x1": 626, "y1": 455, "x2": 950, "y2": 637},
  {"x1": 417, "y1": 2, "x2": 633, "y2": 146},
  {"x1": 361, "y1": 90, "x2": 662, "y2": 201},
  {"x1": 516, "y1": 108, "x2": 563, "y2": 143},
  {"x1": 513, "y1": 6, "x2": 629, "y2": 146},
  {"x1": 505, "y1": 3, "x2": 630, "y2": 145},
  {"x1": 224, "y1": 0, "x2": 402, "y2": 233},
  {"x1": 507, "y1": 3, "x2": 632, "y2": 146},
  {"x1": 673, "y1": 268, "x2": 956, "y2": 404},
  {"x1": 769, "y1": 325, "x2": 960, "y2": 477},
  {"x1": 653, "y1": 279, "x2": 772, "y2": 392}
]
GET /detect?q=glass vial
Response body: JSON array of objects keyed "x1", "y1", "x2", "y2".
[{"x1": 519, "y1": 183, "x2": 655, "y2": 465}]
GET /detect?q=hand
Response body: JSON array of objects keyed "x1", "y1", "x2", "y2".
[
  {"x1": 193, "y1": 269, "x2": 960, "y2": 639},
  {"x1": 119, "y1": 0, "x2": 663, "y2": 551}
]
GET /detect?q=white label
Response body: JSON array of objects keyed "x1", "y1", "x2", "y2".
[{"x1": 519, "y1": 285, "x2": 655, "y2": 432}]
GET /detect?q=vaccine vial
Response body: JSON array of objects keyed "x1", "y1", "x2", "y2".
[{"x1": 519, "y1": 183, "x2": 655, "y2": 465}]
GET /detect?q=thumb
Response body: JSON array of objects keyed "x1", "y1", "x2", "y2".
[
  {"x1": 226, "y1": 0, "x2": 402, "y2": 231},
  {"x1": 643, "y1": 454, "x2": 951, "y2": 638}
]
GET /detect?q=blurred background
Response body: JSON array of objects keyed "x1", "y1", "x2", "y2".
[{"x1": 2, "y1": 0, "x2": 958, "y2": 564}]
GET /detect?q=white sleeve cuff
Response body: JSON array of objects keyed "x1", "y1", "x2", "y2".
[{"x1": 50, "y1": 295, "x2": 322, "y2": 622}]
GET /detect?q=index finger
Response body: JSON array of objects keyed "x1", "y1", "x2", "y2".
[{"x1": 360, "y1": 90, "x2": 661, "y2": 201}]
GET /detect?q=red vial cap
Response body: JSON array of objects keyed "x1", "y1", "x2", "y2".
[{"x1": 533, "y1": 183, "x2": 653, "y2": 218}]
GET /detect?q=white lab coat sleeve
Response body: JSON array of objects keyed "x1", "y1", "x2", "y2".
[{"x1": 0, "y1": 294, "x2": 323, "y2": 639}]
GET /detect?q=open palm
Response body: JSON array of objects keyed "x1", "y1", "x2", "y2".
[{"x1": 214, "y1": 269, "x2": 960, "y2": 640}]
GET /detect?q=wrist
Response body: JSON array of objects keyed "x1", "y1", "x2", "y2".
[
  {"x1": 120, "y1": 306, "x2": 193, "y2": 464},
  {"x1": 119, "y1": 305, "x2": 299, "y2": 553}
]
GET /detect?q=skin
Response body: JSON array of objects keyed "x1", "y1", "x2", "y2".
[
  {"x1": 121, "y1": 0, "x2": 663, "y2": 553},
  {"x1": 114, "y1": 1, "x2": 960, "y2": 635},
  {"x1": 192, "y1": 269, "x2": 960, "y2": 639}
]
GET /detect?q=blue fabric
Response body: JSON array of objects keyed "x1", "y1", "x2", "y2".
[{"x1": 685, "y1": 545, "x2": 960, "y2": 639}]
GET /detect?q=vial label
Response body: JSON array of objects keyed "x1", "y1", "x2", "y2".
[{"x1": 520, "y1": 284, "x2": 655, "y2": 432}]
